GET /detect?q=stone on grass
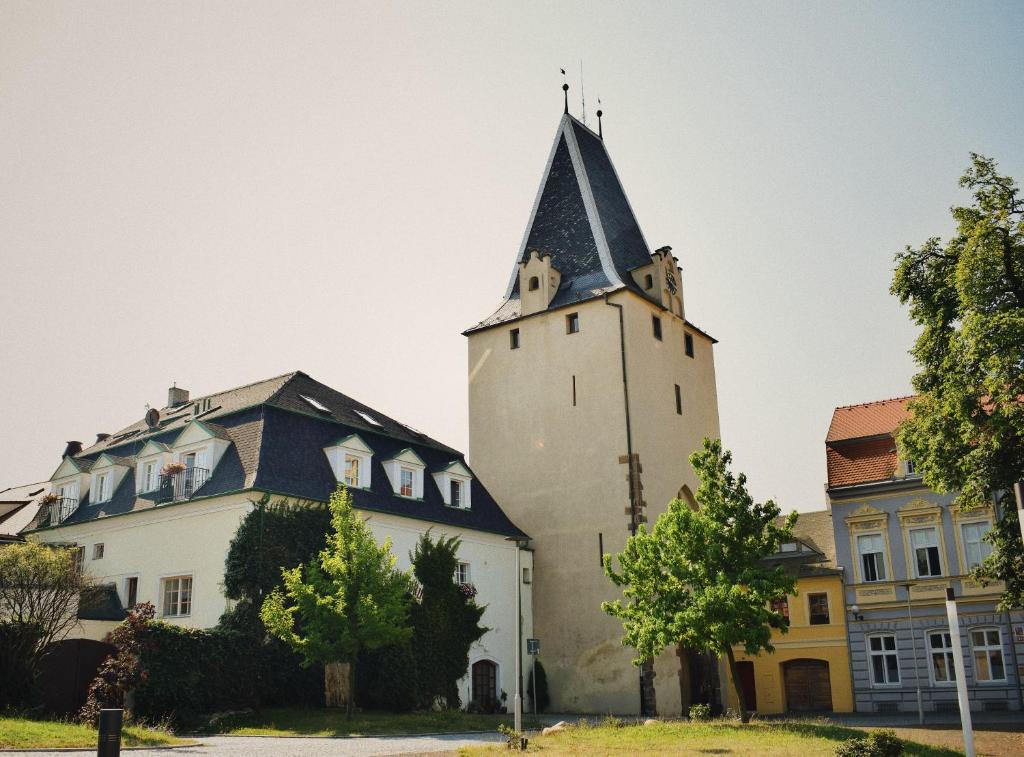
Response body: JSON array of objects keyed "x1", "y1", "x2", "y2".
[
  {"x1": 542, "y1": 721, "x2": 569, "y2": 736},
  {"x1": 644, "y1": 718, "x2": 660, "y2": 726}
]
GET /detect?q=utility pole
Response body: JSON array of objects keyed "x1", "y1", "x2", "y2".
[{"x1": 898, "y1": 583, "x2": 924, "y2": 724}]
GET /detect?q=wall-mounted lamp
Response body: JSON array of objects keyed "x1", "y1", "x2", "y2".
[{"x1": 850, "y1": 604, "x2": 864, "y2": 621}]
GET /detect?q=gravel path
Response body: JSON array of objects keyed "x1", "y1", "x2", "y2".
[{"x1": 22, "y1": 732, "x2": 504, "y2": 756}]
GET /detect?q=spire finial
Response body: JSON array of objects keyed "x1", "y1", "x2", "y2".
[
  {"x1": 597, "y1": 98, "x2": 603, "y2": 139},
  {"x1": 560, "y1": 68, "x2": 569, "y2": 114}
]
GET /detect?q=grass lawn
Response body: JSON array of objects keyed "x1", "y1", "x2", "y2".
[
  {"x1": 0, "y1": 716, "x2": 189, "y2": 749},
  {"x1": 459, "y1": 719, "x2": 963, "y2": 756},
  {"x1": 206, "y1": 707, "x2": 545, "y2": 737}
]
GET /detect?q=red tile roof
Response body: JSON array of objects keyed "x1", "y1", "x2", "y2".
[
  {"x1": 827, "y1": 438, "x2": 899, "y2": 488},
  {"x1": 826, "y1": 396, "x2": 914, "y2": 443}
]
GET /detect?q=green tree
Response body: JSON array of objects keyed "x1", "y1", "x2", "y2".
[
  {"x1": 409, "y1": 533, "x2": 487, "y2": 709},
  {"x1": 891, "y1": 153, "x2": 1024, "y2": 607},
  {"x1": 0, "y1": 541, "x2": 95, "y2": 708},
  {"x1": 260, "y1": 486, "x2": 412, "y2": 715},
  {"x1": 602, "y1": 439, "x2": 797, "y2": 723}
]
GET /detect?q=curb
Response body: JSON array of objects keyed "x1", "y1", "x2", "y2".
[
  {"x1": 193, "y1": 729, "x2": 509, "y2": 739},
  {"x1": 1, "y1": 743, "x2": 200, "y2": 754}
]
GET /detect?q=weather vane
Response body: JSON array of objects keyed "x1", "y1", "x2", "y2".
[{"x1": 560, "y1": 68, "x2": 569, "y2": 114}]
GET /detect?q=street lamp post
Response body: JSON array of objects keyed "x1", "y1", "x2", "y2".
[
  {"x1": 898, "y1": 583, "x2": 924, "y2": 725},
  {"x1": 944, "y1": 588, "x2": 975, "y2": 757},
  {"x1": 506, "y1": 535, "x2": 527, "y2": 737}
]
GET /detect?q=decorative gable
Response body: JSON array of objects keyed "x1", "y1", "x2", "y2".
[
  {"x1": 171, "y1": 419, "x2": 232, "y2": 474},
  {"x1": 383, "y1": 448, "x2": 426, "y2": 499},
  {"x1": 432, "y1": 460, "x2": 474, "y2": 509},
  {"x1": 323, "y1": 434, "x2": 374, "y2": 489},
  {"x1": 89, "y1": 454, "x2": 132, "y2": 504},
  {"x1": 136, "y1": 441, "x2": 171, "y2": 494}
]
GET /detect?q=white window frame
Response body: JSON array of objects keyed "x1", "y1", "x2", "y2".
[
  {"x1": 160, "y1": 574, "x2": 193, "y2": 618},
  {"x1": 92, "y1": 543, "x2": 104, "y2": 560},
  {"x1": 857, "y1": 531, "x2": 888, "y2": 583},
  {"x1": 927, "y1": 630, "x2": 957, "y2": 685},
  {"x1": 383, "y1": 451, "x2": 425, "y2": 498},
  {"x1": 867, "y1": 633, "x2": 901, "y2": 687},
  {"x1": 324, "y1": 435, "x2": 373, "y2": 490},
  {"x1": 960, "y1": 520, "x2": 993, "y2": 572},
  {"x1": 455, "y1": 561, "x2": 471, "y2": 586},
  {"x1": 344, "y1": 454, "x2": 362, "y2": 488},
  {"x1": 92, "y1": 472, "x2": 111, "y2": 503},
  {"x1": 138, "y1": 459, "x2": 160, "y2": 493},
  {"x1": 910, "y1": 526, "x2": 944, "y2": 578},
  {"x1": 450, "y1": 478, "x2": 463, "y2": 508},
  {"x1": 400, "y1": 467, "x2": 415, "y2": 497},
  {"x1": 970, "y1": 627, "x2": 1006, "y2": 683}
]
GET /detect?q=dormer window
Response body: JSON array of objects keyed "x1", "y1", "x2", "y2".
[
  {"x1": 92, "y1": 472, "x2": 110, "y2": 503},
  {"x1": 141, "y1": 460, "x2": 158, "y2": 492},
  {"x1": 528, "y1": 276, "x2": 540, "y2": 291},
  {"x1": 323, "y1": 434, "x2": 373, "y2": 490},
  {"x1": 136, "y1": 441, "x2": 171, "y2": 495},
  {"x1": 383, "y1": 448, "x2": 426, "y2": 499},
  {"x1": 904, "y1": 460, "x2": 917, "y2": 476},
  {"x1": 433, "y1": 460, "x2": 473, "y2": 509},
  {"x1": 344, "y1": 455, "x2": 361, "y2": 488},
  {"x1": 400, "y1": 468, "x2": 415, "y2": 497}
]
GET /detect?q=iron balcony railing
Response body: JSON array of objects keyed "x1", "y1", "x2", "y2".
[
  {"x1": 47, "y1": 497, "x2": 79, "y2": 525},
  {"x1": 156, "y1": 466, "x2": 211, "y2": 504}
]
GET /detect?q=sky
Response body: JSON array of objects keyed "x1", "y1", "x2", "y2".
[{"x1": 2, "y1": 1, "x2": 1022, "y2": 512}]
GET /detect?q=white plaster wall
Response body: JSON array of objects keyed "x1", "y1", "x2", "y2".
[{"x1": 32, "y1": 495, "x2": 534, "y2": 709}]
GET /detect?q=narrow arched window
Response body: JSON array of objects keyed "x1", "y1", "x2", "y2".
[
  {"x1": 644, "y1": 274, "x2": 653, "y2": 290},
  {"x1": 528, "y1": 276, "x2": 540, "y2": 291}
]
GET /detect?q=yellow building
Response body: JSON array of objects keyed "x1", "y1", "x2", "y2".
[{"x1": 725, "y1": 511, "x2": 855, "y2": 714}]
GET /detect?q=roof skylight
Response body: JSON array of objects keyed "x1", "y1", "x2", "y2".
[
  {"x1": 355, "y1": 410, "x2": 382, "y2": 426},
  {"x1": 300, "y1": 394, "x2": 331, "y2": 414}
]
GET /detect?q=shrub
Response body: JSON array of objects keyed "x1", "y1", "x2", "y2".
[
  {"x1": 527, "y1": 660, "x2": 550, "y2": 713},
  {"x1": 834, "y1": 730, "x2": 904, "y2": 757},
  {"x1": 498, "y1": 723, "x2": 528, "y2": 751},
  {"x1": 80, "y1": 603, "x2": 155, "y2": 724},
  {"x1": 601, "y1": 714, "x2": 624, "y2": 728},
  {"x1": 133, "y1": 622, "x2": 257, "y2": 727},
  {"x1": 689, "y1": 702, "x2": 712, "y2": 721},
  {"x1": 355, "y1": 641, "x2": 418, "y2": 712}
]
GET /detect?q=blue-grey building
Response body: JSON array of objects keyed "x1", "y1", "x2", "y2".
[{"x1": 826, "y1": 396, "x2": 1024, "y2": 714}]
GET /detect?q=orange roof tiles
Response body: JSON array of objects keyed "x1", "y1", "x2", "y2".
[
  {"x1": 827, "y1": 438, "x2": 899, "y2": 489},
  {"x1": 826, "y1": 396, "x2": 914, "y2": 443}
]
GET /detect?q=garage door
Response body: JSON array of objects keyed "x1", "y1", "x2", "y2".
[{"x1": 783, "y1": 659, "x2": 832, "y2": 712}]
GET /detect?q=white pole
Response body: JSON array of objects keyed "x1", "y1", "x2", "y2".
[
  {"x1": 899, "y1": 584, "x2": 925, "y2": 725},
  {"x1": 944, "y1": 588, "x2": 975, "y2": 757},
  {"x1": 514, "y1": 541, "x2": 522, "y2": 735}
]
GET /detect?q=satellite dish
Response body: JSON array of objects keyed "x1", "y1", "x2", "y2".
[{"x1": 145, "y1": 408, "x2": 160, "y2": 428}]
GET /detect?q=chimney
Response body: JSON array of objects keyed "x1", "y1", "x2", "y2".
[
  {"x1": 96, "y1": 433, "x2": 111, "y2": 443},
  {"x1": 168, "y1": 384, "x2": 190, "y2": 408},
  {"x1": 63, "y1": 441, "x2": 83, "y2": 458}
]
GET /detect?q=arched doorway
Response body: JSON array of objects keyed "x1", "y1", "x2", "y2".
[
  {"x1": 471, "y1": 659, "x2": 498, "y2": 711},
  {"x1": 783, "y1": 659, "x2": 832, "y2": 712}
]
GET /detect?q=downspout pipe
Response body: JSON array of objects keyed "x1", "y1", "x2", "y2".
[
  {"x1": 605, "y1": 293, "x2": 644, "y2": 715},
  {"x1": 604, "y1": 293, "x2": 635, "y2": 536}
]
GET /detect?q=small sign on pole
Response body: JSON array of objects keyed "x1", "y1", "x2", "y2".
[{"x1": 527, "y1": 638, "x2": 540, "y2": 655}]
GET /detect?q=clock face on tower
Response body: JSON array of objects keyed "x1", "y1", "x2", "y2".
[{"x1": 665, "y1": 268, "x2": 678, "y2": 295}]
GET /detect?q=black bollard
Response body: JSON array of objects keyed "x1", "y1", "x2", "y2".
[{"x1": 97, "y1": 708, "x2": 123, "y2": 757}]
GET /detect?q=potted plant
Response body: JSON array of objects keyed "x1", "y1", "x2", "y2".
[{"x1": 160, "y1": 461, "x2": 186, "y2": 476}]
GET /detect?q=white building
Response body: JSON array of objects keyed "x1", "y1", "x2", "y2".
[{"x1": 26, "y1": 371, "x2": 533, "y2": 710}]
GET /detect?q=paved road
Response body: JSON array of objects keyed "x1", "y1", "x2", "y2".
[{"x1": 24, "y1": 732, "x2": 506, "y2": 756}]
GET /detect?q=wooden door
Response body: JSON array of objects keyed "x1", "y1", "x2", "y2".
[
  {"x1": 472, "y1": 659, "x2": 497, "y2": 710},
  {"x1": 736, "y1": 660, "x2": 757, "y2": 711},
  {"x1": 783, "y1": 659, "x2": 833, "y2": 712}
]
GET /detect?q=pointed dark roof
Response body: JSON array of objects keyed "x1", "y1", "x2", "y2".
[{"x1": 465, "y1": 114, "x2": 715, "y2": 341}]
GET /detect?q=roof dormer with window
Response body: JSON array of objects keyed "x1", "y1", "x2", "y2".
[
  {"x1": 88, "y1": 453, "x2": 132, "y2": 504},
  {"x1": 323, "y1": 434, "x2": 374, "y2": 489},
  {"x1": 136, "y1": 441, "x2": 171, "y2": 494},
  {"x1": 159, "y1": 419, "x2": 232, "y2": 502},
  {"x1": 518, "y1": 250, "x2": 561, "y2": 316},
  {"x1": 432, "y1": 460, "x2": 474, "y2": 510},
  {"x1": 383, "y1": 448, "x2": 426, "y2": 499},
  {"x1": 47, "y1": 455, "x2": 93, "y2": 524}
]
